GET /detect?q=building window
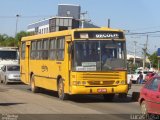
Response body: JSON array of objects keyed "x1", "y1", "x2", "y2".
[
  {"x1": 39, "y1": 29, "x2": 41, "y2": 34},
  {"x1": 46, "y1": 28, "x2": 48, "y2": 33}
]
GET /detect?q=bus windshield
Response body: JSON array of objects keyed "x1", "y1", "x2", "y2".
[
  {"x1": 72, "y1": 40, "x2": 126, "y2": 71},
  {"x1": 0, "y1": 51, "x2": 17, "y2": 60}
]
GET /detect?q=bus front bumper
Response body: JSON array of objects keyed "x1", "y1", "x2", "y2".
[{"x1": 70, "y1": 85, "x2": 128, "y2": 95}]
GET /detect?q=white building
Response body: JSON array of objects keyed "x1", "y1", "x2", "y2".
[{"x1": 27, "y1": 16, "x2": 79, "y2": 35}]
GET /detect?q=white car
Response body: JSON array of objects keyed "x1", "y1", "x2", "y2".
[
  {"x1": 128, "y1": 71, "x2": 148, "y2": 84},
  {"x1": 0, "y1": 64, "x2": 20, "y2": 84}
]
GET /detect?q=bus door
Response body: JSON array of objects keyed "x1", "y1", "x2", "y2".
[
  {"x1": 66, "y1": 36, "x2": 72, "y2": 93},
  {"x1": 25, "y1": 42, "x2": 30, "y2": 84},
  {"x1": 21, "y1": 41, "x2": 30, "y2": 84}
]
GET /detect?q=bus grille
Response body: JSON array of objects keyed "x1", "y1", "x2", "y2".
[
  {"x1": 87, "y1": 81, "x2": 114, "y2": 85},
  {"x1": 77, "y1": 72, "x2": 123, "y2": 86}
]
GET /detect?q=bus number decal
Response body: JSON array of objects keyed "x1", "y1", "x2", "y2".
[{"x1": 41, "y1": 65, "x2": 48, "y2": 72}]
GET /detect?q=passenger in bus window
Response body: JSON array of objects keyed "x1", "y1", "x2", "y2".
[
  {"x1": 102, "y1": 49, "x2": 112, "y2": 63},
  {"x1": 89, "y1": 49, "x2": 99, "y2": 61}
]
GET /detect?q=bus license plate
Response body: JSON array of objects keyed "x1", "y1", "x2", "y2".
[{"x1": 97, "y1": 88, "x2": 107, "y2": 93}]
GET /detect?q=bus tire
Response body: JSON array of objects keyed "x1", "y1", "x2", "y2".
[
  {"x1": 103, "y1": 94, "x2": 115, "y2": 102},
  {"x1": 58, "y1": 78, "x2": 68, "y2": 100},
  {"x1": 30, "y1": 74, "x2": 39, "y2": 93}
]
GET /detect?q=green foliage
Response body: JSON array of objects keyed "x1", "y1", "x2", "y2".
[
  {"x1": 15, "y1": 31, "x2": 30, "y2": 45},
  {"x1": 0, "y1": 31, "x2": 30, "y2": 47},
  {"x1": 127, "y1": 62, "x2": 138, "y2": 73},
  {"x1": 0, "y1": 34, "x2": 14, "y2": 46},
  {"x1": 147, "y1": 52, "x2": 158, "y2": 68}
]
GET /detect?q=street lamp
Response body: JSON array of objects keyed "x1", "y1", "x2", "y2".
[
  {"x1": 15, "y1": 14, "x2": 20, "y2": 36},
  {"x1": 15, "y1": 14, "x2": 20, "y2": 46}
]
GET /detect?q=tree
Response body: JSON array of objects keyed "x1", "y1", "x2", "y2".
[
  {"x1": 147, "y1": 52, "x2": 158, "y2": 68},
  {"x1": 0, "y1": 31, "x2": 30, "y2": 47},
  {"x1": 0, "y1": 34, "x2": 8, "y2": 41},
  {"x1": 15, "y1": 31, "x2": 30, "y2": 47},
  {"x1": 0, "y1": 34, "x2": 12, "y2": 46}
]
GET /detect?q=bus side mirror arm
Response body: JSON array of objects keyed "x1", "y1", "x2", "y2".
[{"x1": 68, "y1": 43, "x2": 73, "y2": 54}]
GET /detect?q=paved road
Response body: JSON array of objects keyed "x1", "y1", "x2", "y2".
[{"x1": 0, "y1": 83, "x2": 143, "y2": 120}]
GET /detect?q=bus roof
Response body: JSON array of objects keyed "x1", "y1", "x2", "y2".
[{"x1": 21, "y1": 27, "x2": 124, "y2": 41}]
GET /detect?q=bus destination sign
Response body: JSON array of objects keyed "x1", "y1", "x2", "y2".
[
  {"x1": 95, "y1": 33, "x2": 119, "y2": 39},
  {"x1": 74, "y1": 31, "x2": 124, "y2": 39}
]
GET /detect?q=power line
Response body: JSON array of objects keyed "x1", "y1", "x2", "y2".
[
  {"x1": 0, "y1": 15, "x2": 53, "y2": 19},
  {"x1": 126, "y1": 30, "x2": 160, "y2": 35},
  {"x1": 129, "y1": 25, "x2": 160, "y2": 31}
]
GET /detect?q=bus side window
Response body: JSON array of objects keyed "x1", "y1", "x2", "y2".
[
  {"x1": 21, "y1": 42, "x2": 26, "y2": 59},
  {"x1": 31, "y1": 41, "x2": 37, "y2": 60},
  {"x1": 37, "y1": 40, "x2": 42, "y2": 59},
  {"x1": 42, "y1": 39, "x2": 49, "y2": 60},
  {"x1": 57, "y1": 37, "x2": 65, "y2": 60},
  {"x1": 49, "y1": 38, "x2": 56, "y2": 60}
]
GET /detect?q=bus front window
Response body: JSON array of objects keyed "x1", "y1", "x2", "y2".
[
  {"x1": 101, "y1": 41, "x2": 126, "y2": 70},
  {"x1": 73, "y1": 41, "x2": 101, "y2": 71},
  {"x1": 72, "y1": 40, "x2": 126, "y2": 71}
]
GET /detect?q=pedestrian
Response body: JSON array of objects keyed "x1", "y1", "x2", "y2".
[{"x1": 139, "y1": 72, "x2": 143, "y2": 84}]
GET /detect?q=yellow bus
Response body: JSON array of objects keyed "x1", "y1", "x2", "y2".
[{"x1": 20, "y1": 28, "x2": 128, "y2": 101}]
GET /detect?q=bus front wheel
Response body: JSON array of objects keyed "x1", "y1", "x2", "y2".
[
  {"x1": 58, "y1": 78, "x2": 68, "y2": 100},
  {"x1": 30, "y1": 74, "x2": 39, "y2": 93}
]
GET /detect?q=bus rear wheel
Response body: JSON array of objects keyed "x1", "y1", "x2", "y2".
[
  {"x1": 58, "y1": 78, "x2": 68, "y2": 100},
  {"x1": 103, "y1": 94, "x2": 115, "y2": 102},
  {"x1": 30, "y1": 74, "x2": 39, "y2": 93}
]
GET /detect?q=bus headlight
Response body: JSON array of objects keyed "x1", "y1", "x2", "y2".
[
  {"x1": 77, "y1": 81, "x2": 81, "y2": 85},
  {"x1": 82, "y1": 81, "x2": 87, "y2": 85},
  {"x1": 73, "y1": 81, "x2": 77, "y2": 85},
  {"x1": 121, "y1": 80, "x2": 125, "y2": 84},
  {"x1": 72, "y1": 81, "x2": 81, "y2": 86},
  {"x1": 115, "y1": 81, "x2": 119, "y2": 84}
]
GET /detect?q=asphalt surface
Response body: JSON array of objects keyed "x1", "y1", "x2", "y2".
[{"x1": 0, "y1": 83, "x2": 143, "y2": 120}]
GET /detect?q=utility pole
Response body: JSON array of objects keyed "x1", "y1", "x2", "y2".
[
  {"x1": 108, "y1": 19, "x2": 110, "y2": 28},
  {"x1": 15, "y1": 14, "x2": 20, "y2": 36},
  {"x1": 80, "y1": 11, "x2": 88, "y2": 28},
  {"x1": 133, "y1": 41, "x2": 137, "y2": 65},
  {"x1": 15, "y1": 14, "x2": 20, "y2": 46},
  {"x1": 142, "y1": 35, "x2": 148, "y2": 70}
]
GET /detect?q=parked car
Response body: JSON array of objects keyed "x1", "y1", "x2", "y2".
[
  {"x1": 139, "y1": 76, "x2": 160, "y2": 115},
  {"x1": 128, "y1": 71, "x2": 148, "y2": 84},
  {"x1": 0, "y1": 64, "x2": 20, "y2": 84}
]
